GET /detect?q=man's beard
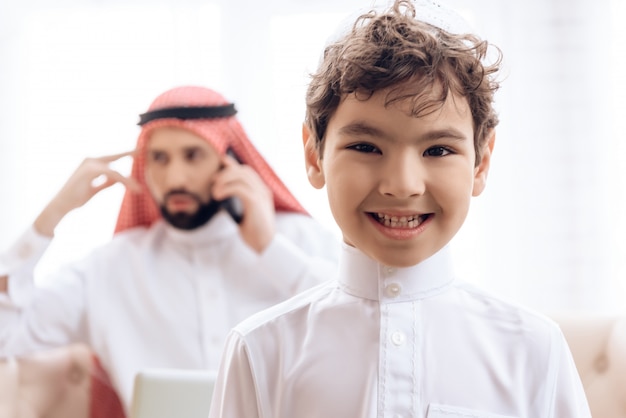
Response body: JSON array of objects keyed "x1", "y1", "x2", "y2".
[{"x1": 159, "y1": 191, "x2": 222, "y2": 230}]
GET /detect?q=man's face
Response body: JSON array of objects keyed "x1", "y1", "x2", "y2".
[
  {"x1": 304, "y1": 88, "x2": 494, "y2": 267},
  {"x1": 144, "y1": 127, "x2": 223, "y2": 230}
]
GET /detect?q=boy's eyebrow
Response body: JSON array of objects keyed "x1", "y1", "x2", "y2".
[
  {"x1": 338, "y1": 122, "x2": 391, "y2": 140},
  {"x1": 420, "y1": 128, "x2": 469, "y2": 142},
  {"x1": 338, "y1": 121, "x2": 469, "y2": 142}
]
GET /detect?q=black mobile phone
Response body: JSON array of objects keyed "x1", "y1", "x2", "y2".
[{"x1": 221, "y1": 147, "x2": 244, "y2": 224}]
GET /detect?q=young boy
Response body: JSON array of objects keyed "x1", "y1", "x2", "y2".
[{"x1": 208, "y1": 1, "x2": 591, "y2": 417}]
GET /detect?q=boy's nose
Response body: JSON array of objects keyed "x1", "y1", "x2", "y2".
[{"x1": 378, "y1": 155, "x2": 426, "y2": 198}]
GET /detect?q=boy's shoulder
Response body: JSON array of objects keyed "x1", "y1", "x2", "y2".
[
  {"x1": 229, "y1": 275, "x2": 565, "y2": 355},
  {"x1": 233, "y1": 278, "x2": 337, "y2": 336},
  {"x1": 453, "y1": 280, "x2": 563, "y2": 337}
]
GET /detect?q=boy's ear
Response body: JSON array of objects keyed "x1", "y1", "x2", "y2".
[
  {"x1": 302, "y1": 123, "x2": 325, "y2": 189},
  {"x1": 472, "y1": 129, "x2": 496, "y2": 197}
]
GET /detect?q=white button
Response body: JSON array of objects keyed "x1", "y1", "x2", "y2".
[
  {"x1": 384, "y1": 266, "x2": 395, "y2": 275},
  {"x1": 384, "y1": 283, "x2": 402, "y2": 298},
  {"x1": 391, "y1": 331, "x2": 406, "y2": 346}
]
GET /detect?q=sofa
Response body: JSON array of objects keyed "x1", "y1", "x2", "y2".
[
  {"x1": 0, "y1": 315, "x2": 624, "y2": 418},
  {"x1": 0, "y1": 345, "x2": 124, "y2": 418},
  {"x1": 553, "y1": 315, "x2": 626, "y2": 417}
]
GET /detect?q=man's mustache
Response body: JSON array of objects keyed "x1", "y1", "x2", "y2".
[{"x1": 163, "y1": 190, "x2": 204, "y2": 204}]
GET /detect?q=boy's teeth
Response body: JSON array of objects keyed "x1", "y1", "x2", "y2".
[{"x1": 375, "y1": 213, "x2": 422, "y2": 228}]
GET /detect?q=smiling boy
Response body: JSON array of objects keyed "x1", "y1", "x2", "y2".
[
  {"x1": 315, "y1": 89, "x2": 481, "y2": 269},
  {"x1": 208, "y1": 1, "x2": 591, "y2": 417}
]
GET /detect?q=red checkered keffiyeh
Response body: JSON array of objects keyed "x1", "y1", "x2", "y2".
[{"x1": 114, "y1": 86, "x2": 307, "y2": 234}]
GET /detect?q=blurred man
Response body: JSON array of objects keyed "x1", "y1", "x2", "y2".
[{"x1": 0, "y1": 86, "x2": 339, "y2": 413}]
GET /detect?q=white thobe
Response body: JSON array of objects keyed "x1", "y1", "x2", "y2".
[
  {"x1": 0, "y1": 211, "x2": 340, "y2": 413},
  {"x1": 209, "y1": 244, "x2": 591, "y2": 418}
]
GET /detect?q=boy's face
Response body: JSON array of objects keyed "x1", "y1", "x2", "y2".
[{"x1": 304, "y1": 88, "x2": 494, "y2": 268}]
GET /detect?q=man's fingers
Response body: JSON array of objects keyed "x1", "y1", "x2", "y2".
[
  {"x1": 96, "y1": 149, "x2": 136, "y2": 163},
  {"x1": 91, "y1": 175, "x2": 117, "y2": 193},
  {"x1": 90, "y1": 174, "x2": 111, "y2": 188},
  {"x1": 212, "y1": 167, "x2": 269, "y2": 205},
  {"x1": 83, "y1": 150, "x2": 140, "y2": 192},
  {"x1": 221, "y1": 153, "x2": 243, "y2": 168},
  {"x1": 93, "y1": 169, "x2": 142, "y2": 193}
]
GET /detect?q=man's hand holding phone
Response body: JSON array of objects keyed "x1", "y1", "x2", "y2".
[
  {"x1": 212, "y1": 149, "x2": 276, "y2": 254},
  {"x1": 220, "y1": 148, "x2": 245, "y2": 224}
]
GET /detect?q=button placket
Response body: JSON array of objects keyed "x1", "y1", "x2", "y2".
[
  {"x1": 391, "y1": 330, "x2": 406, "y2": 347},
  {"x1": 384, "y1": 282, "x2": 402, "y2": 298},
  {"x1": 380, "y1": 299, "x2": 415, "y2": 416},
  {"x1": 381, "y1": 264, "x2": 403, "y2": 300},
  {"x1": 192, "y1": 250, "x2": 223, "y2": 365}
]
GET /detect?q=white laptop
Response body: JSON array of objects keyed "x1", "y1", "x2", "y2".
[{"x1": 130, "y1": 368, "x2": 217, "y2": 418}]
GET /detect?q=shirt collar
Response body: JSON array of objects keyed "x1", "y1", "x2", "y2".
[{"x1": 338, "y1": 244, "x2": 456, "y2": 303}]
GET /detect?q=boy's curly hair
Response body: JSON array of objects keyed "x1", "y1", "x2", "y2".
[{"x1": 305, "y1": 0, "x2": 502, "y2": 163}]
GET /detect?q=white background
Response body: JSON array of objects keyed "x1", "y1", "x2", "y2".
[{"x1": 0, "y1": 0, "x2": 624, "y2": 315}]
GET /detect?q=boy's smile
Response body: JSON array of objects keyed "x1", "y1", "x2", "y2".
[
  {"x1": 369, "y1": 211, "x2": 433, "y2": 240},
  {"x1": 304, "y1": 87, "x2": 494, "y2": 268}
]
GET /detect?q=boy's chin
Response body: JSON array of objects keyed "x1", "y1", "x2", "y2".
[
  {"x1": 374, "y1": 254, "x2": 430, "y2": 268},
  {"x1": 366, "y1": 245, "x2": 440, "y2": 268},
  {"x1": 343, "y1": 234, "x2": 443, "y2": 267}
]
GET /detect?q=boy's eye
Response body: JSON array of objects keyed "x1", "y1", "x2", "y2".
[
  {"x1": 347, "y1": 143, "x2": 381, "y2": 154},
  {"x1": 424, "y1": 146, "x2": 452, "y2": 157}
]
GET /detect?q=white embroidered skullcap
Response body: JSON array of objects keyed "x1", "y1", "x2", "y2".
[
  {"x1": 408, "y1": 0, "x2": 475, "y2": 34},
  {"x1": 326, "y1": 0, "x2": 475, "y2": 46}
]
